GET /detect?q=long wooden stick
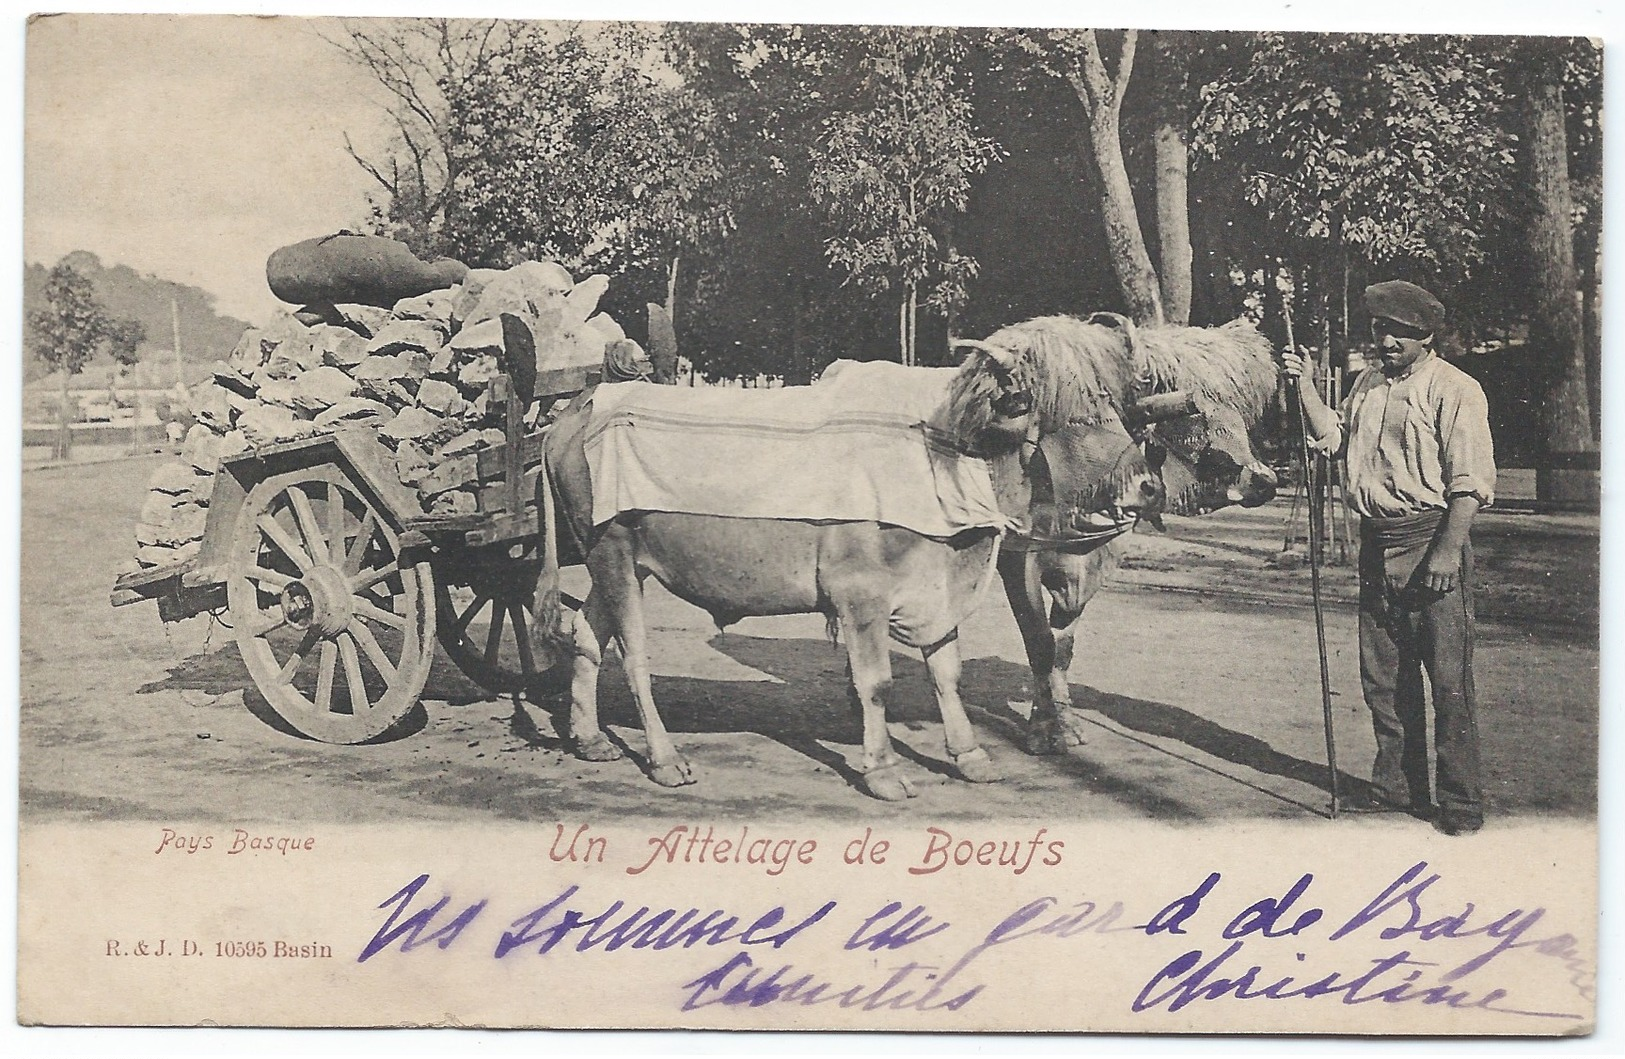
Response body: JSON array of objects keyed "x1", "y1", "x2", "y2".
[{"x1": 1284, "y1": 292, "x2": 1341, "y2": 818}]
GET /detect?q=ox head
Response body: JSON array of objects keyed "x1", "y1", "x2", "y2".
[
  {"x1": 1130, "y1": 321, "x2": 1281, "y2": 517},
  {"x1": 945, "y1": 313, "x2": 1202, "y2": 542}
]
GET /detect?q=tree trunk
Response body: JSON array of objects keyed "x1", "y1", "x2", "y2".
[
  {"x1": 1154, "y1": 121, "x2": 1192, "y2": 326},
  {"x1": 1526, "y1": 71, "x2": 1597, "y2": 505},
  {"x1": 1150, "y1": 31, "x2": 1192, "y2": 326},
  {"x1": 785, "y1": 284, "x2": 811, "y2": 386},
  {"x1": 1066, "y1": 31, "x2": 1164, "y2": 326},
  {"x1": 907, "y1": 284, "x2": 918, "y2": 367},
  {"x1": 55, "y1": 369, "x2": 72, "y2": 462}
]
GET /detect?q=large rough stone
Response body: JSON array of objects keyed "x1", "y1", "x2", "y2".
[
  {"x1": 433, "y1": 431, "x2": 484, "y2": 460},
  {"x1": 414, "y1": 378, "x2": 463, "y2": 416},
  {"x1": 190, "y1": 383, "x2": 235, "y2": 432},
  {"x1": 351, "y1": 354, "x2": 415, "y2": 382},
  {"x1": 311, "y1": 324, "x2": 370, "y2": 368},
  {"x1": 148, "y1": 461, "x2": 205, "y2": 496},
  {"x1": 136, "y1": 539, "x2": 202, "y2": 568},
  {"x1": 519, "y1": 259, "x2": 575, "y2": 296},
  {"x1": 145, "y1": 501, "x2": 209, "y2": 545},
  {"x1": 563, "y1": 273, "x2": 610, "y2": 324},
  {"x1": 182, "y1": 424, "x2": 223, "y2": 473},
  {"x1": 294, "y1": 366, "x2": 359, "y2": 411},
  {"x1": 393, "y1": 288, "x2": 457, "y2": 324},
  {"x1": 418, "y1": 455, "x2": 478, "y2": 497},
  {"x1": 294, "y1": 303, "x2": 341, "y2": 327},
  {"x1": 255, "y1": 378, "x2": 300, "y2": 408},
  {"x1": 218, "y1": 430, "x2": 250, "y2": 458},
  {"x1": 545, "y1": 324, "x2": 611, "y2": 371},
  {"x1": 140, "y1": 490, "x2": 184, "y2": 525},
  {"x1": 428, "y1": 489, "x2": 478, "y2": 516},
  {"x1": 477, "y1": 427, "x2": 509, "y2": 449},
  {"x1": 356, "y1": 377, "x2": 415, "y2": 410},
  {"x1": 258, "y1": 333, "x2": 320, "y2": 381},
  {"x1": 227, "y1": 328, "x2": 267, "y2": 373},
  {"x1": 394, "y1": 440, "x2": 432, "y2": 487},
  {"x1": 458, "y1": 354, "x2": 502, "y2": 389},
  {"x1": 211, "y1": 362, "x2": 258, "y2": 398},
  {"x1": 448, "y1": 316, "x2": 505, "y2": 357},
  {"x1": 238, "y1": 403, "x2": 314, "y2": 445},
  {"x1": 378, "y1": 406, "x2": 445, "y2": 442},
  {"x1": 461, "y1": 270, "x2": 530, "y2": 327},
  {"x1": 313, "y1": 397, "x2": 393, "y2": 430},
  {"x1": 335, "y1": 303, "x2": 394, "y2": 338},
  {"x1": 584, "y1": 313, "x2": 626, "y2": 345},
  {"x1": 366, "y1": 319, "x2": 447, "y2": 357}
]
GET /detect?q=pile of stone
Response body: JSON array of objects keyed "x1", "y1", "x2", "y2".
[{"x1": 132, "y1": 259, "x2": 629, "y2": 569}]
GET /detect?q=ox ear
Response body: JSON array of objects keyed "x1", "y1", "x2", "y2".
[
  {"x1": 1084, "y1": 311, "x2": 1139, "y2": 354},
  {"x1": 951, "y1": 337, "x2": 1017, "y2": 369}
]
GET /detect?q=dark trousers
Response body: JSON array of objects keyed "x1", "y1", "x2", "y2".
[{"x1": 1358, "y1": 520, "x2": 1483, "y2": 818}]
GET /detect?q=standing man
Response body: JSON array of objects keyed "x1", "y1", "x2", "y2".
[{"x1": 1283, "y1": 280, "x2": 1496, "y2": 836}]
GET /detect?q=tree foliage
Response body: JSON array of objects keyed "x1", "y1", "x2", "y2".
[
  {"x1": 334, "y1": 17, "x2": 1603, "y2": 457},
  {"x1": 28, "y1": 263, "x2": 146, "y2": 378},
  {"x1": 444, "y1": 22, "x2": 729, "y2": 287},
  {"x1": 807, "y1": 27, "x2": 999, "y2": 360},
  {"x1": 1193, "y1": 34, "x2": 1516, "y2": 271},
  {"x1": 330, "y1": 18, "x2": 531, "y2": 257}
]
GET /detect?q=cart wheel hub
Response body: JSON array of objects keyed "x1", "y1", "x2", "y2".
[{"x1": 281, "y1": 565, "x2": 353, "y2": 638}]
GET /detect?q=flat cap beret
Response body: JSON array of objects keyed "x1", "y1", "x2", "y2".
[{"x1": 1364, "y1": 280, "x2": 1444, "y2": 335}]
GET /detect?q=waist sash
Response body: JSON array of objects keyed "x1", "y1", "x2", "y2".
[{"x1": 1361, "y1": 508, "x2": 1443, "y2": 551}]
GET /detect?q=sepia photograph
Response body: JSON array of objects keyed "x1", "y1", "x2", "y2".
[{"x1": 14, "y1": 1, "x2": 1609, "y2": 1038}]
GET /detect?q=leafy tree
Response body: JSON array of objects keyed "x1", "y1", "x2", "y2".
[
  {"x1": 442, "y1": 24, "x2": 729, "y2": 337},
  {"x1": 330, "y1": 18, "x2": 532, "y2": 258},
  {"x1": 1194, "y1": 34, "x2": 1515, "y2": 273},
  {"x1": 670, "y1": 24, "x2": 922, "y2": 381},
  {"x1": 28, "y1": 262, "x2": 146, "y2": 459},
  {"x1": 807, "y1": 27, "x2": 1000, "y2": 364}
]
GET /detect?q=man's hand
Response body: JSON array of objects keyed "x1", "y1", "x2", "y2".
[
  {"x1": 1279, "y1": 348, "x2": 1310, "y2": 381},
  {"x1": 1420, "y1": 546, "x2": 1461, "y2": 594}
]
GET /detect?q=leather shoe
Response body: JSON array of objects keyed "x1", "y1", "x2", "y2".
[
  {"x1": 1338, "y1": 788, "x2": 1416, "y2": 815},
  {"x1": 1433, "y1": 810, "x2": 1484, "y2": 837}
]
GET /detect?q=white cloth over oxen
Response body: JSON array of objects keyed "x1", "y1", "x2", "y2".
[{"x1": 580, "y1": 360, "x2": 1005, "y2": 538}]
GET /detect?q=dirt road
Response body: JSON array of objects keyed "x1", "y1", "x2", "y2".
[{"x1": 20, "y1": 455, "x2": 1598, "y2": 825}]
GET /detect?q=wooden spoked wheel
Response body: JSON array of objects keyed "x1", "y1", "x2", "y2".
[
  {"x1": 227, "y1": 465, "x2": 435, "y2": 744},
  {"x1": 434, "y1": 543, "x2": 574, "y2": 697}
]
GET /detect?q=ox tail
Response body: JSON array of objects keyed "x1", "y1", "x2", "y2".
[
  {"x1": 824, "y1": 610, "x2": 841, "y2": 648},
  {"x1": 530, "y1": 451, "x2": 572, "y2": 658}
]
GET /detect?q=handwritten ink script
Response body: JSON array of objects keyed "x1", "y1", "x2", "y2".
[{"x1": 355, "y1": 843, "x2": 1593, "y2": 1024}]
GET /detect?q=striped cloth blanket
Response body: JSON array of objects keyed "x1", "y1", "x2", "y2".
[{"x1": 581, "y1": 360, "x2": 1004, "y2": 538}]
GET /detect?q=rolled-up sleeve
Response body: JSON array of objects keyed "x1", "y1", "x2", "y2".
[{"x1": 1436, "y1": 375, "x2": 1497, "y2": 508}]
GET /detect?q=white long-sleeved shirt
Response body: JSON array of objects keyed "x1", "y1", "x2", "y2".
[{"x1": 1313, "y1": 352, "x2": 1497, "y2": 519}]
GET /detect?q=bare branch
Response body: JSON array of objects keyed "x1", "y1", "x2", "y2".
[{"x1": 343, "y1": 132, "x2": 398, "y2": 193}]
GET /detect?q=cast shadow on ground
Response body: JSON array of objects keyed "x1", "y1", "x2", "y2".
[
  {"x1": 511, "y1": 633, "x2": 1363, "y2": 815},
  {"x1": 135, "y1": 642, "x2": 500, "y2": 742}
]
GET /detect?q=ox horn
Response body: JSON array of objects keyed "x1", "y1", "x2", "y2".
[
  {"x1": 1128, "y1": 390, "x2": 1199, "y2": 423},
  {"x1": 951, "y1": 337, "x2": 1018, "y2": 368}
]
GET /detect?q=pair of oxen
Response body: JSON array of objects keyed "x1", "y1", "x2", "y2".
[{"x1": 534, "y1": 312, "x2": 1279, "y2": 801}]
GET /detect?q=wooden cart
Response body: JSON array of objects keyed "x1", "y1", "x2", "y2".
[{"x1": 109, "y1": 365, "x2": 597, "y2": 744}]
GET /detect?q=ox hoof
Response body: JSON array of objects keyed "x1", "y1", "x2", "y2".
[
  {"x1": 1025, "y1": 718, "x2": 1068, "y2": 756},
  {"x1": 650, "y1": 759, "x2": 696, "y2": 788},
  {"x1": 573, "y1": 734, "x2": 625, "y2": 762},
  {"x1": 952, "y1": 747, "x2": 1002, "y2": 784},
  {"x1": 1057, "y1": 709, "x2": 1091, "y2": 748},
  {"x1": 861, "y1": 762, "x2": 917, "y2": 802}
]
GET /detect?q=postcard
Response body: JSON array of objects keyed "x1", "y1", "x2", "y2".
[{"x1": 17, "y1": 9, "x2": 1601, "y2": 1034}]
